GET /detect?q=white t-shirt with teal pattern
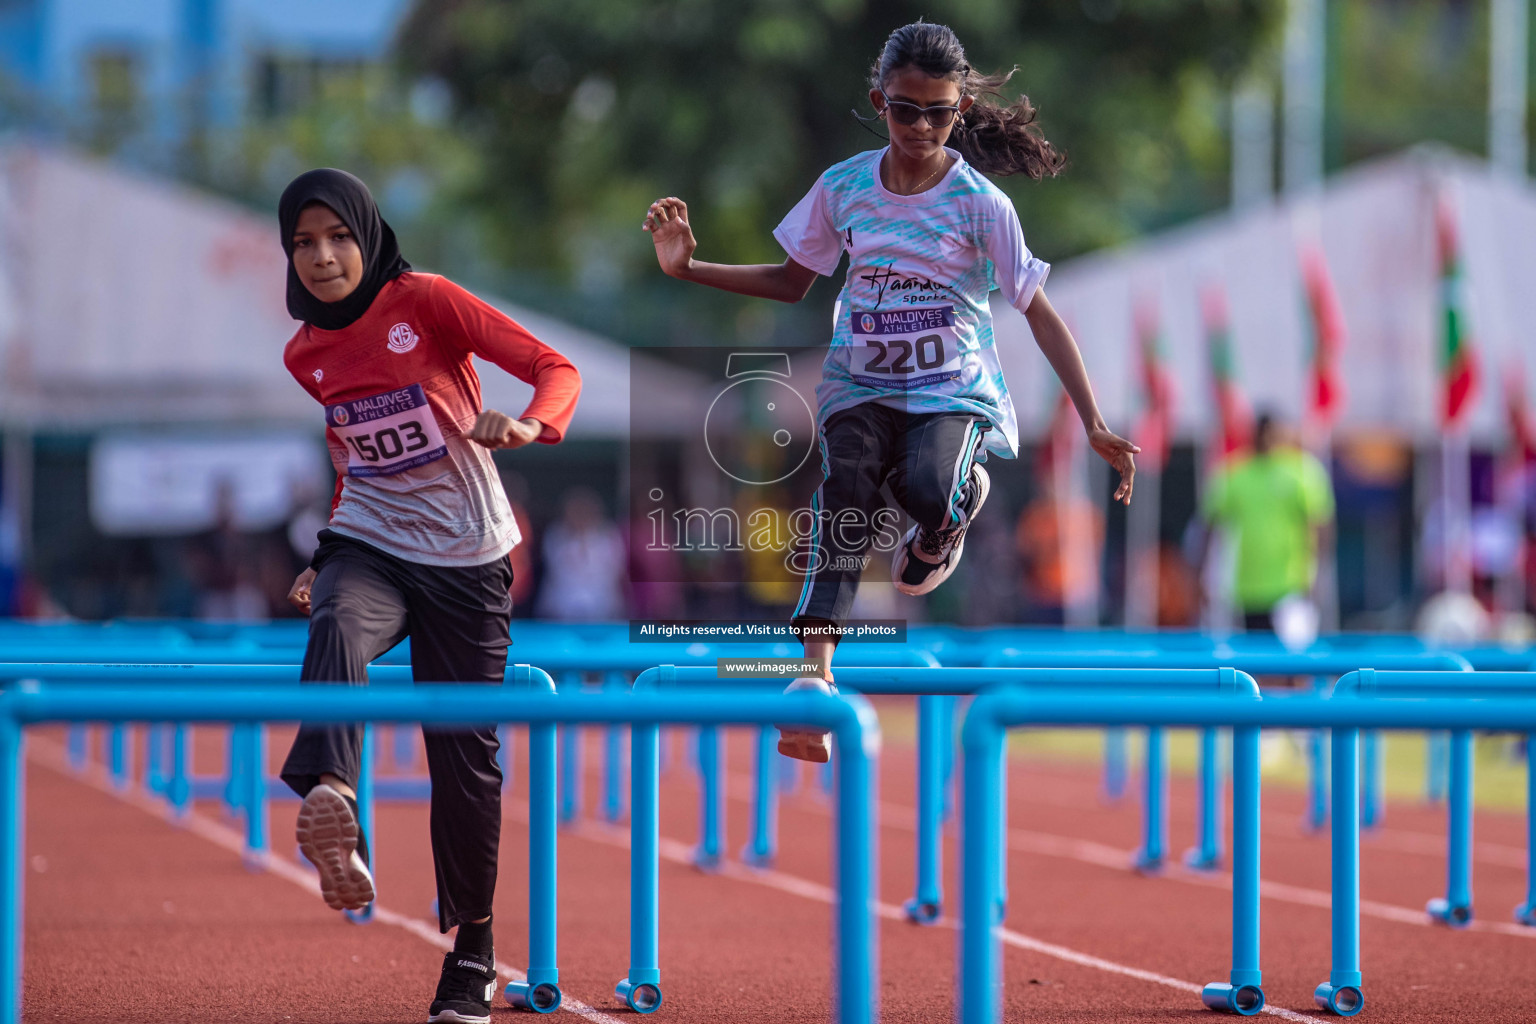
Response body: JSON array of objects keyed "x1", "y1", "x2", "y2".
[{"x1": 773, "y1": 146, "x2": 1049, "y2": 459}]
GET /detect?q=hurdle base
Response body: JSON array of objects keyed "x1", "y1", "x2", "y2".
[
  {"x1": 1200, "y1": 982, "x2": 1264, "y2": 1016},
  {"x1": 902, "y1": 898, "x2": 941, "y2": 925},
  {"x1": 614, "y1": 978, "x2": 663, "y2": 1014},
  {"x1": 1132, "y1": 849, "x2": 1165, "y2": 875},
  {"x1": 740, "y1": 845, "x2": 775, "y2": 870},
  {"x1": 1313, "y1": 982, "x2": 1364, "y2": 1016},
  {"x1": 1426, "y1": 897, "x2": 1473, "y2": 928},
  {"x1": 691, "y1": 847, "x2": 721, "y2": 873},
  {"x1": 343, "y1": 904, "x2": 374, "y2": 926},
  {"x1": 1182, "y1": 847, "x2": 1220, "y2": 871},
  {"x1": 1514, "y1": 901, "x2": 1536, "y2": 927},
  {"x1": 504, "y1": 980, "x2": 562, "y2": 1014}
]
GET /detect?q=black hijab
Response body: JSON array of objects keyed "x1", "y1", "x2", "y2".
[{"x1": 279, "y1": 168, "x2": 411, "y2": 331}]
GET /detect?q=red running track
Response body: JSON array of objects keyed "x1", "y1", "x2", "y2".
[{"x1": 19, "y1": 715, "x2": 1536, "y2": 1023}]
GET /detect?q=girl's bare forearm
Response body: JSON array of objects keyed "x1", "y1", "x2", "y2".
[
  {"x1": 672, "y1": 259, "x2": 815, "y2": 303},
  {"x1": 1025, "y1": 291, "x2": 1107, "y2": 430}
]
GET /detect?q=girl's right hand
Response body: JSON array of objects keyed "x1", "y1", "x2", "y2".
[
  {"x1": 644, "y1": 197, "x2": 697, "y2": 278},
  {"x1": 288, "y1": 568, "x2": 317, "y2": 616}
]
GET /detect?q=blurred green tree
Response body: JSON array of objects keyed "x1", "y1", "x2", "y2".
[{"x1": 399, "y1": 0, "x2": 1277, "y2": 326}]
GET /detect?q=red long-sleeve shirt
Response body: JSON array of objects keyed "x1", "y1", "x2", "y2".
[{"x1": 284, "y1": 272, "x2": 581, "y2": 566}]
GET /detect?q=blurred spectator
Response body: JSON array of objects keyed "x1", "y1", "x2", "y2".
[
  {"x1": 1198, "y1": 412, "x2": 1335, "y2": 632},
  {"x1": 501, "y1": 472, "x2": 537, "y2": 613},
  {"x1": 185, "y1": 479, "x2": 268, "y2": 622},
  {"x1": 535, "y1": 488, "x2": 625, "y2": 621},
  {"x1": 1015, "y1": 474, "x2": 1103, "y2": 625}
]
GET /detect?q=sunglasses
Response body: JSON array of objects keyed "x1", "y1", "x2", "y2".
[{"x1": 879, "y1": 91, "x2": 962, "y2": 128}]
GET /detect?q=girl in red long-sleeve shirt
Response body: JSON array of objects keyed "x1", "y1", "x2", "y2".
[{"x1": 275, "y1": 168, "x2": 580, "y2": 1024}]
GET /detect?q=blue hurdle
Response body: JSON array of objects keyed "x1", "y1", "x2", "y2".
[
  {"x1": 1334, "y1": 669, "x2": 1536, "y2": 930},
  {"x1": 957, "y1": 692, "x2": 1536, "y2": 1024},
  {"x1": 0, "y1": 679, "x2": 879, "y2": 1024}
]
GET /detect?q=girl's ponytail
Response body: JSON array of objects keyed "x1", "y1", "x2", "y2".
[
  {"x1": 871, "y1": 21, "x2": 1066, "y2": 181},
  {"x1": 952, "y1": 69, "x2": 1065, "y2": 180}
]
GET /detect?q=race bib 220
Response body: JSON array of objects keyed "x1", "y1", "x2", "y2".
[{"x1": 849, "y1": 306, "x2": 962, "y2": 390}]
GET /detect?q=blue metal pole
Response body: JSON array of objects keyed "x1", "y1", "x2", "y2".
[
  {"x1": 834, "y1": 714, "x2": 877, "y2": 1024},
  {"x1": 558, "y1": 724, "x2": 581, "y2": 825},
  {"x1": 557, "y1": 672, "x2": 582, "y2": 826},
  {"x1": 169, "y1": 724, "x2": 190, "y2": 817},
  {"x1": 508, "y1": 717, "x2": 561, "y2": 1011},
  {"x1": 109, "y1": 723, "x2": 130, "y2": 791},
  {"x1": 778, "y1": 752, "x2": 800, "y2": 794},
  {"x1": 1305, "y1": 726, "x2": 1329, "y2": 832},
  {"x1": 959, "y1": 711, "x2": 1003, "y2": 1024},
  {"x1": 222, "y1": 724, "x2": 243, "y2": 815},
  {"x1": 1102, "y1": 726, "x2": 1128, "y2": 802},
  {"x1": 615, "y1": 713, "x2": 661, "y2": 1012},
  {"x1": 742, "y1": 725, "x2": 776, "y2": 868},
  {"x1": 1427, "y1": 731, "x2": 1448, "y2": 803},
  {"x1": 65, "y1": 725, "x2": 86, "y2": 772},
  {"x1": 1135, "y1": 727, "x2": 1167, "y2": 871},
  {"x1": 392, "y1": 725, "x2": 416, "y2": 770},
  {"x1": 0, "y1": 709, "x2": 23, "y2": 1024},
  {"x1": 1519, "y1": 733, "x2": 1536, "y2": 926},
  {"x1": 1428, "y1": 730, "x2": 1474, "y2": 926},
  {"x1": 693, "y1": 725, "x2": 722, "y2": 871},
  {"x1": 906, "y1": 693, "x2": 943, "y2": 923},
  {"x1": 242, "y1": 723, "x2": 268, "y2": 867},
  {"x1": 939, "y1": 694, "x2": 957, "y2": 821},
  {"x1": 1313, "y1": 725, "x2": 1362, "y2": 1015},
  {"x1": 603, "y1": 672, "x2": 625, "y2": 824},
  {"x1": 146, "y1": 725, "x2": 165, "y2": 795},
  {"x1": 1203, "y1": 724, "x2": 1264, "y2": 1013},
  {"x1": 1185, "y1": 726, "x2": 1222, "y2": 869},
  {"x1": 1361, "y1": 730, "x2": 1382, "y2": 829},
  {"x1": 496, "y1": 724, "x2": 514, "y2": 792},
  {"x1": 342, "y1": 725, "x2": 376, "y2": 925}
]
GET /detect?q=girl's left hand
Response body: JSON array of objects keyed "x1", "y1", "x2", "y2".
[
  {"x1": 470, "y1": 411, "x2": 543, "y2": 449},
  {"x1": 1088, "y1": 427, "x2": 1139, "y2": 505}
]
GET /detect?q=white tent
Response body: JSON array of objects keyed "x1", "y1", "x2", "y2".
[
  {"x1": 992, "y1": 146, "x2": 1536, "y2": 444},
  {"x1": 0, "y1": 144, "x2": 704, "y2": 436}
]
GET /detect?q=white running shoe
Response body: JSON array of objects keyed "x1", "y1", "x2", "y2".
[
  {"x1": 296, "y1": 783, "x2": 375, "y2": 911},
  {"x1": 776, "y1": 676, "x2": 837, "y2": 763},
  {"x1": 892, "y1": 462, "x2": 990, "y2": 596}
]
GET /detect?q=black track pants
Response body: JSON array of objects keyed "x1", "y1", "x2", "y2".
[
  {"x1": 280, "y1": 529, "x2": 513, "y2": 931},
  {"x1": 791, "y1": 403, "x2": 987, "y2": 636}
]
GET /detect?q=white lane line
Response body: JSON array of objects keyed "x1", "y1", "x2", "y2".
[
  {"x1": 24, "y1": 738, "x2": 628, "y2": 1024},
  {"x1": 723, "y1": 771, "x2": 1536, "y2": 940},
  {"x1": 564, "y1": 817, "x2": 1314, "y2": 1022}
]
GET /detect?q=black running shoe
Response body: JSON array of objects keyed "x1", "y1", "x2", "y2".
[
  {"x1": 295, "y1": 783, "x2": 375, "y2": 911},
  {"x1": 427, "y1": 951, "x2": 496, "y2": 1024},
  {"x1": 892, "y1": 462, "x2": 990, "y2": 596}
]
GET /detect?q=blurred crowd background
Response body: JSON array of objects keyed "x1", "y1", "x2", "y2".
[{"x1": 0, "y1": 0, "x2": 1532, "y2": 643}]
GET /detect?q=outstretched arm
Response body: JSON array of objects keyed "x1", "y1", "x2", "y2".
[
  {"x1": 645, "y1": 197, "x2": 817, "y2": 303},
  {"x1": 1024, "y1": 287, "x2": 1139, "y2": 504}
]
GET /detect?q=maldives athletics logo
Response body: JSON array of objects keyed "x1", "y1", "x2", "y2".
[{"x1": 387, "y1": 322, "x2": 419, "y2": 354}]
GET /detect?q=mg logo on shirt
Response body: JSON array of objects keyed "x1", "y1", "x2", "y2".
[{"x1": 387, "y1": 322, "x2": 419, "y2": 354}]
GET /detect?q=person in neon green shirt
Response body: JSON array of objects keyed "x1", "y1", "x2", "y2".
[{"x1": 1199, "y1": 412, "x2": 1334, "y2": 631}]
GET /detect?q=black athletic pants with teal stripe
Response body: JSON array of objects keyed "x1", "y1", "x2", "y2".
[
  {"x1": 280, "y1": 529, "x2": 512, "y2": 932},
  {"x1": 791, "y1": 403, "x2": 987, "y2": 640}
]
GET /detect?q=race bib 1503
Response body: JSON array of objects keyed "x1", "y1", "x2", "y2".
[
  {"x1": 326, "y1": 383, "x2": 449, "y2": 478},
  {"x1": 849, "y1": 306, "x2": 963, "y2": 390}
]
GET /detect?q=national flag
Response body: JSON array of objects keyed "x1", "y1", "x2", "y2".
[
  {"x1": 1437, "y1": 194, "x2": 1479, "y2": 427},
  {"x1": 1299, "y1": 243, "x2": 1346, "y2": 428},
  {"x1": 1134, "y1": 297, "x2": 1175, "y2": 469},
  {"x1": 1505, "y1": 361, "x2": 1536, "y2": 463},
  {"x1": 1201, "y1": 282, "x2": 1252, "y2": 457}
]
